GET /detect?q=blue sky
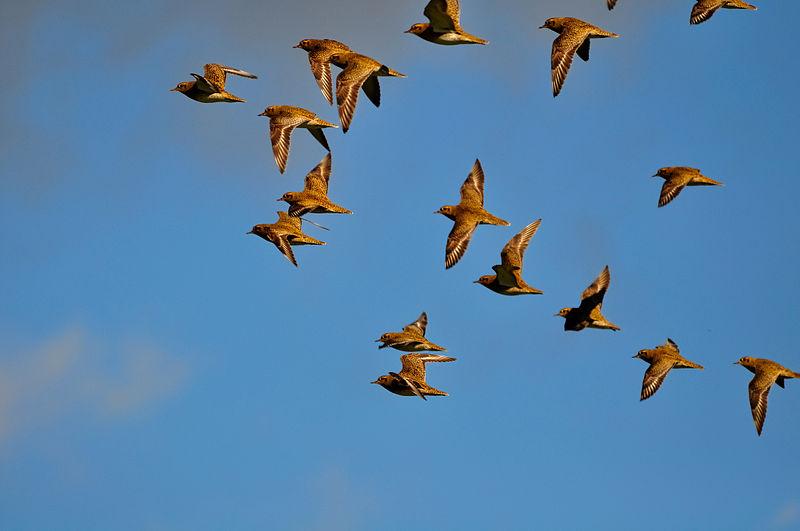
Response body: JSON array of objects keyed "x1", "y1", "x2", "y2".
[{"x1": 1, "y1": 1, "x2": 798, "y2": 529}]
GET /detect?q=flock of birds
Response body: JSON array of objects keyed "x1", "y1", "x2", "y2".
[{"x1": 170, "y1": 0, "x2": 796, "y2": 437}]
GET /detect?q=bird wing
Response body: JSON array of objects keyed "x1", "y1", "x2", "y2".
[
  {"x1": 579, "y1": 265, "x2": 610, "y2": 312},
  {"x1": 748, "y1": 374, "x2": 774, "y2": 435},
  {"x1": 640, "y1": 358, "x2": 675, "y2": 400},
  {"x1": 664, "y1": 338, "x2": 680, "y2": 353},
  {"x1": 658, "y1": 176, "x2": 689, "y2": 207},
  {"x1": 424, "y1": 0, "x2": 461, "y2": 31},
  {"x1": 389, "y1": 371, "x2": 426, "y2": 400},
  {"x1": 400, "y1": 353, "x2": 455, "y2": 382},
  {"x1": 190, "y1": 73, "x2": 218, "y2": 94},
  {"x1": 336, "y1": 59, "x2": 377, "y2": 132},
  {"x1": 500, "y1": 219, "x2": 541, "y2": 274},
  {"x1": 308, "y1": 50, "x2": 336, "y2": 105},
  {"x1": 303, "y1": 153, "x2": 332, "y2": 194},
  {"x1": 690, "y1": 0, "x2": 721, "y2": 24},
  {"x1": 403, "y1": 312, "x2": 428, "y2": 337},
  {"x1": 202, "y1": 64, "x2": 228, "y2": 91},
  {"x1": 459, "y1": 159, "x2": 485, "y2": 207},
  {"x1": 551, "y1": 32, "x2": 585, "y2": 97},
  {"x1": 272, "y1": 233, "x2": 298, "y2": 267},
  {"x1": 361, "y1": 75, "x2": 381, "y2": 108},
  {"x1": 269, "y1": 114, "x2": 305, "y2": 174},
  {"x1": 445, "y1": 217, "x2": 478, "y2": 269}
]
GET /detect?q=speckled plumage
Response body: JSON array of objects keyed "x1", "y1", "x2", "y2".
[
  {"x1": 405, "y1": 0, "x2": 488, "y2": 45},
  {"x1": 293, "y1": 39, "x2": 353, "y2": 105},
  {"x1": 436, "y1": 159, "x2": 510, "y2": 269},
  {"x1": 278, "y1": 154, "x2": 352, "y2": 216},
  {"x1": 376, "y1": 312, "x2": 447, "y2": 352},
  {"x1": 653, "y1": 166, "x2": 722, "y2": 208},
  {"x1": 556, "y1": 265, "x2": 620, "y2": 332},
  {"x1": 247, "y1": 211, "x2": 325, "y2": 267},
  {"x1": 258, "y1": 105, "x2": 338, "y2": 174},
  {"x1": 690, "y1": 0, "x2": 757, "y2": 25},
  {"x1": 475, "y1": 219, "x2": 543, "y2": 295},
  {"x1": 171, "y1": 63, "x2": 257, "y2": 103},
  {"x1": 328, "y1": 51, "x2": 405, "y2": 133},
  {"x1": 633, "y1": 339, "x2": 704, "y2": 401},
  {"x1": 372, "y1": 353, "x2": 456, "y2": 400},
  {"x1": 539, "y1": 17, "x2": 619, "y2": 97},
  {"x1": 735, "y1": 356, "x2": 799, "y2": 436}
]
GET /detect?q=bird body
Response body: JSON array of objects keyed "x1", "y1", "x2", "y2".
[
  {"x1": 475, "y1": 219, "x2": 543, "y2": 295},
  {"x1": 171, "y1": 63, "x2": 257, "y2": 103},
  {"x1": 690, "y1": 0, "x2": 757, "y2": 25},
  {"x1": 735, "y1": 356, "x2": 799, "y2": 435},
  {"x1": 376, "y1": 312, "x2": 447, "y2": 352},
  {"x1": 294, "y1": 38, "x2": 353, "y2": 105},
  {"x1": 406, "y1": 0, "x2": 488, "y2": 45},
  {"x1": 436, "y1": 159, "x2": 510, "y2": 269},
  {"x1": 247, "y1": 211, "x2": 325, "y2": 267},
  {"x1": 328, "y1": 51, "x2": 405, "y2": 133},
  {"x1": 278, "y1": 154, "x2": 352, "y2": 216},
  {"x1": 373, "y1": 353, "x2": 455, "y2": 400},
  {"x1": 653, "y1": 166, "x2": 722, "y2": 208},
  {"x1": 633, "y1": 339, "x2": 704, "y2": 401},
  {"x1": 258, "y1": 105, "x2": 337, "y2": 174},
  {"x1": 539, "y1": 17, "x2": 619, "y2": 97},
  {"x1": 557, "y1": 265, "x2": 620, "y2": 331}
]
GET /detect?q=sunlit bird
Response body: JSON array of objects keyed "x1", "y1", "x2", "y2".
[
  {"x1": 258, "y1": 105, "x2": 337, "y2": 174},
  {"x1": 633, "y1": 339, "x2": 704, "y2": 401},
  {"x1": 278, "y1": 153, "x2": 352, "y2": 216},
  {"x1": 372, "y1": 353, "x2": 456, "y2": 400},
  {"x1": 405, "y1": 0, "x2": 488, "y2": 45},
  {"x1": 171, "y1": 63, "x2": 257, "y2": 103},
  {"x1": 436, "y1": 159, "x2": 510, "y2": 269},
  {"x1": 293, "y1": 38, "x2": 353, "y2": 105},
  {"x1": 652, "y1": 166, "x2": 723, "y2": 208},
  {"x1": 475, "y1": 219, "x2": 544, "y2": 295},
  {"x1": 735, "y1": 356, "x2": 799, "y2": 436},
  {"x1": 247, "y1": 211, "x2": 325, "y2": 267},
  {"x1": 556, "y1": 265, "x2": 621, "y2": 332},
  {"x1": 376, "y1": 312, "x2": 447, "y2": 352},
  {"x1": 690, "y1": 0, "x2": 757, "y2": 25}
]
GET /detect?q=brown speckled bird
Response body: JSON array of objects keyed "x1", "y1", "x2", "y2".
[
  {"x1": 405, "y1": 0, "x2": 488, "y2": 45},
  {"x1": 539, "y1": 17, "x2": 619, "y2": 97},
  {"x1": 376, "y1": 312, "x2": 447, "y2": 352},
  {"x1": 258, "y1": 105, "x2": 337, "y2": 174},
  {"x1": 633, "y1": 339, "x2": 704, "y2": 401},
  {"x1": 247, "y1": 211, "x2": 325, "y2": 267},
  {"x1": 293, "y1": 39, "x2": 352, "y2": 105},
  {"x1": 372, "y1": 353, "x2": 456, "y2": 400},
  {"x1": 653, "y1": 167, "x2": 722, "y2": 208},
  {"x1": 475, "y1": 219, "x2": 543, "y2": 295},
  {"x1": 171, "y1": 63, "x2": 257, "y2": 103},
  {"x1": 278, "y1": 154, "x2": 352, "y2": 216},
  {"x1": 436, "y1": 159, "x2": 510, "y2": 269},
  {"x1": 328, "y1": 51, "x2": 405, "y2": 133},
  {"x1": 556, "y1": 265, "x2": 620, "y2": 332},
  {"x1": 735, "y1": 356, "x2": 799, "y2": 436},
  {"x1": 690, "y1": 0, "x2": 757, "y2": 25}
]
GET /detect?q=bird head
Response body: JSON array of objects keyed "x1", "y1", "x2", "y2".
[
  {"x1": 653, "y1": 168, "x2": 668, "y2": 178},
  {"x1": 405, "y1": 23, "x2": 428, "y2": 35},
  {"x1": 539, "y1": 18, "x2": 563, "y2": 32},
  {"x1": 555, "y1": 308, "x2": 571, "y2": 318},
  {"x1": 293, "y1": 39, "x2": 314, "y2": 50},
  {"x1": 375, "y1": 334, "x2": 391, "y2": 348},
  {"x1": 372, "y1": 375, "x2": 392, "y2": 387},
  {"x1": 170, "y1": 81, "x2": 193, "y2": 93},
  {"x1": 435, "y1": 205, "x2": 456, "y2": 219},
  {"x1": 278, "y1": 192, "x2": 297, "y2": 203},
  {"x1": 258, "y1": 106, "x2": 277, "y2": 117},
  {"x1": 474, "y1": 275, "x2": 494, "y2": 286},
  {"x1": 734, "y1": 356, "x2": 755, "y2": 367},
  {"x1": 632, "y1": 349, "x2": 648, "y2": 360}
]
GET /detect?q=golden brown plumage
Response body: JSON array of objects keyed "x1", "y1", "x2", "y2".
[
  {"x1": 375, "y1": 312, "x2": 447, "y2": 352},
  {"x1": 690, "y1": 0, "x2": 757, "y2": 25},
  {"x1": 171, "y1": 63, "x2": 257, "y2": 103},
  {"x1": 556, "y1": 265, "x2": 620, "y2": 332},
  {"x1": 735, "y1": 356, "x2": 799, "y2": 436},
  {"x1": 247, "y1": 211, "x2": 325, "y2": 267},
  {"x1": 258, "y1": 105, "x2": 337, "y2": 174},
  {"x1": 278, "y1": 154, "x2": 352, "y2": 216},
  {"x1": 633, "y1": 339, "x2": 704, "y2": 401},
  {"x1": 293, "y1": 39, "x2": 352, "y2": 105},
  {"x1": 653, "y1": 167, "x2": 723, "y2": 208},
  {"x1": 475, "y1": 219, "x2": 543, "y2": 295},
  {"x1": 372, "y1": 353, "x2": 456, "y2": 400},
  {"x1": 405, "y1": 0, "x2": 488, "y2": 45}
]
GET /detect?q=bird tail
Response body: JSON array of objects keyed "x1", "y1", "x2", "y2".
[
  {"x1": 677, "y1": 360, "x2": 704, "y2": 370},
  {"x1": 222, "y1": 92, "x2": 246, "y2": 103},
  {"x1": 309, "y1": 117, "x2": 338, "y2": 128},
  {"x1": 294, "y1": 235, "x2": 326, "y2": 246},
  {"x1": 461, "y1": 32, "x2": 488, "y2": 45},
  {"x1": 327, "y1": 203, "x2": 353, "y2": 214},
  {"x1": 482, "y1": 214, "x2": 510, "y2": 226},
  {"x1": 731, "y1": 1, "x2": 757, "y2": 10},
  {"x1": 691, "y1": 175, "x2": 723, "y2": 186},
  {"x1": 423, "y1": 387, "x2": 448, "y2": 397}
]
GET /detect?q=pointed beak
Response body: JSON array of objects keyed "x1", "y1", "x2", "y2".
[
  {"x1": 733, "y1": 361, "x2": 740, "y2": 365},
  {"x1": 276, "y1": 198, "x2": 283, "y2": 201},
  {"x1": 538, "y1": 24, "x2": 546, "y2": 29},
  {"x1": 553, "y1": 313, "x2": 560, "y2": 317},
  {"x1": 246, "y1": 230, "x2": 253, "y2": 234},
  {"x1": 292, "y1": 44, "x2": 301, "y2": 48},
  {"x1": 169, "y1": 87, "x2": 178, "y2": 91},
  {"x1": 473, "y1": 280, "x2": 480, "y2": 284},
  {"x1": 258, "y1": 111, "x2": 268, "y2": 116},
  {"x1": 371, "y1": 380, "x2": 379, "y2": 385},
  {"x1": 652, "y1": 173, "x2": 659, "y2": 177},
  {"x1": 632, "y1": 354, "x2": 639, "y2": 359},
  {"x1": 404, "y1": 29, "x2": 412, "y2": 33}
]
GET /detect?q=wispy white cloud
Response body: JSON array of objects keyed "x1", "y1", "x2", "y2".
[{"x1": 0, "y1": 326, "x2": 188, "y2": 448}]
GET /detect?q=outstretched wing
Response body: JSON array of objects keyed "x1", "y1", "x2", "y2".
[
  {"x1": 748, "y1": 374, "x2": 773, "y2": 436},
  {"x1": 640, "y1": 358, "x2": 675, "y2": 401},
  {"x1": 399, "y1": 353, "x2": 455, "y2": 382},
  {"x1": 190, "y1": 73, "x2": 218, "y2": 94},
  {"x1": 336, "y1": 60, "x2": 376, "y2": 132},
  {"x1": 272, "y1": 233, "x2": 298, "y2": 267},
  {"x1": 690, "y1": 1, "x2": 721, "y2": 25},
  {"x1": 607, "y1": 0, "x2": 618, "y2": 10},
  {"x1": 500, "y1": 219, "x2": 541, "y2": 273},
  {"x1": 403, "y1": 312, "x2": 428, "y2": 337},
  {"x1": 308, "y1": 51, "x2": 335, "y2": 105},
  {"x1": 445, "y1": 218, "x2": 478, "y2": 269},
  {"x1": 303, "y1": 153, "x2": 332, "y2": 194},
  {"x1": 551, "y1": 32, "x2": 585, "y2": 97},
  {"x1": 579, "y1": 265, "x2": 611, "y2": 312},
  {"x1": 459, "y1": 159, "x2": 485, "y2": 207},
  {"x1": 269, "y1": 119, "x2": 300, "y2": 174},
  {"x1": 389, "y1": 371, "x2": 426, "y2": 400},
  {"x1": 424, "y1": 0, "x2": 461, "y2": 31}
]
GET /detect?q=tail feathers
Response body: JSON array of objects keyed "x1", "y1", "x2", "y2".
[
  {"x1": 294, "y1": 236, "x2": 326, "y2": 246},
  {"x1": 222, "y1": 92, "x2": 246, "y2": 103},
  {"x1": 692, "y1": 176, "x2": 723, "y2": 186},
  {"x1": 327, "y1": 203, "x2": 352, "y2": 214},
  {"x1": 422, "y1": 386, "x2": 448, "y2": 397},
  {"x1": 678, "y1": 360, "x2": 704, "y2": 370},
  {"x1": 731, "y1": 1, "x2": 757, "y2": 10},
  {"x1": 482, "y1": 214, "x2": 510, "y2": 226},
  {"x1": 309, "y1": 118, "x2": 338, "y2": 128},
  {"x1": 461, "y1": 32, "x2": 488, "y2": 45}
]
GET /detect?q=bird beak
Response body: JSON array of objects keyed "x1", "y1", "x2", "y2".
[
  {"x1": 258, "y1": 111, "x2": 268, "y2": 116},
  {"x1": 276, "y1": 198, "x2": 283, "y2": 201},
  {"x1": 632, "y1": 354, "x2": 639, "y2": 359},
  {"x1": 403, "y1": 29, "x2": 411, "y2": 33},
  {"x1": 538, "y1": 24, "x2": 546, "y2": 29},
  {"x1": 473, "y1": 280, "x2": 480, "y2": 283},
  {"x1": 553, "y1": 313, "x2": 560, "y2": 317},
  {"x1": 246, "y1": 230, "x2": 253, "y2": 234},
  {"x1": 371, "y1": 380, "x2": 379, "y2": 384},
  {"x1": 292, "y1": 44, "x2": 301, "y2": 48},
  {"x1": 733, "y1": 361, "x2": 740, "y2": 365},
  {"x1": 169, "y1": 87, "x2": 177, "y2": 91},
  {"x1": 652, "y1": 173, "x2": 659, "y2": 177}
]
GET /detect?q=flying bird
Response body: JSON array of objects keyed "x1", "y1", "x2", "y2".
[
  {"x1": 690, "y1": 0, "x2": 757, "y2": 25},
  {"x1": 652, "y1": 167, "x2": 723, "y2": 208},
  {"x1": 278, "y1": 154, "x2": 352, "y2": 216},
  {"x1": 475, "y1": 219, "x2": 543, "y2": 295},
  {"x1": 247, "y1": 211, "x2": 325, "y2": 267},
  {"x1": 171, "y1": 63, "x2": 257, "y2": 103},
  {"x1": 328, "y1": 51, "x2": 405, "y2": 133},
  {"x1": 436, "y1": 159, "x2": 510, "y2": 269},
  {"x1": 258, "y1": 105, "x2": 337, "y2": 174},
  {"x1": 372, "y1": 353, "x2": 456, "y2": 400},
  {"x1": 293, "y1": 38, "x2": 352, "y2": 105},
  {"x1": 556, "y1": 265, "x2": 620, "y2": 332},
  {"x1": 376, "y1": 312, "x2": 447, "y2": 352},
  {"x1": 405, "y1": 0, "x2": 488, "y2": 45},
  {"x1": 735, "y1": 356, "x2": 799, "y2": 436},
  {"x1": 539, "y1": 17, "x2": 619, "y2": 97},
  {"x1": 633, "y1": 339, "x2": 704, "y2": 401}
]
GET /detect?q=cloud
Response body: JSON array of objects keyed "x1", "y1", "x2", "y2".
[
  {"x1": 0, "y1": 326, "x2": 188, "y2": 448},
  {"x1": 772, "y1": 501, "x2": 800, "y2": 529}
]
